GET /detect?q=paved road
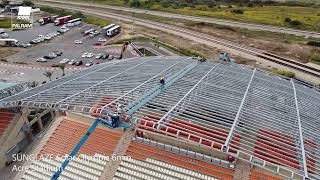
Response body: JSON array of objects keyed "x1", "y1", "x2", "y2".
[{"x1": 36, "y1": 0, "x2": 320, "y2": 38}]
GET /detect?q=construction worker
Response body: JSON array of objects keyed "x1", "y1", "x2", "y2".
[
  {"x1": 110, "y1": 113, "x2": 120, "y2": 128},
  {"x1": 160, "y1": 77, "x2": 165, "y2": 86},
  {"x1": 118, "y1": 104, "x2": 125, "y2": 114}
]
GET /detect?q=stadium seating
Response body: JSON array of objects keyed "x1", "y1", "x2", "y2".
[
  {"x1": 22, "y1": 118, "x2": 123, "y2": 180},
  {"x1": 122, "y1": 141, "x2": 234, "y2": 180},
  {"x1": 39, "y1": 119, "x2": 122, "y2": 157},
  {"x1": 0, "y1": 108, "x2": 16, "y2": 137},
  {"x1": 138, "y1": 115, "x2": 240, "y2": 153},
  {"x1": 250, "y1": 171, "x2": 283, "y2": 180},
  {"x1": 254, "y1": 129, "x2": 300, "y2": 170}
]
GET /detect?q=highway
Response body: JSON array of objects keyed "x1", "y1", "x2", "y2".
[{"x1": 36, "y1": 0, "x2": 320, "y2": 38}]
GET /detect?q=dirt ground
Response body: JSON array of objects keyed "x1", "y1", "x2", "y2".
[
  {"x1": 184, "y1": 22, "x2": 319, "y2": 63},
  {"x1": 0, "y1": 47, "x2": 25, "y2": 61},
  {"x1": 118, "y1": 23, "x2": 259, "y2": 67}
]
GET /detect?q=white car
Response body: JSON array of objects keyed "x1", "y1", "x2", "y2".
[
  {"x1": 87, "y1": 53, "x2": 94, "y2": 58},
  {"x1": 85, "y1": 61, "x2": 94, "y2": 67},
  {"x1": 98, "y1": 38, "x2": 107, "y2": 42},
  {"x1": 95, "y1": 53, "x2": 103, "y2": 59},
  {"x1": 59, "y1": 58, "x2": 69, "y2": 64},
  {"x1": 38, "y1": 35, "x2": 44, "y2": 38},
  {"x1": 81, "y1": 52, "x2": 88, "y2": 58},
  {"x1": 36, "y1": 58, "x2": 47, "y2": 62},
  {"x1": 1, "y1": 33, "x2": 9, "y2": 38},
  {"x1": 68, "y1": 60, "x2": 75, "y2": 65},
  {"x1": 74, "y1": 40, "x2": 82, "y2": 44}
]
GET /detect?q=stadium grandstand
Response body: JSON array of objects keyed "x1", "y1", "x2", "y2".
[{"x1": 0, "y1": 56, "x2": 319, "y2": 180}]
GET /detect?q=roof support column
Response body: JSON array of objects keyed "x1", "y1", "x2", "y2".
[
  {"x1": 291, "y1": 80, "x2": 309, "y2": 179},
  {"x1": 156, "y1": 64, "x2": 219, "y2": 130},
  {"x1": 223, "y1": 68, "x2": 256, "y2": 152}
]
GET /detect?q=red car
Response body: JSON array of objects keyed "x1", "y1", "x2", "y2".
[{"x1": 93, "y1": 42, "x2": 102, "y2": 46}]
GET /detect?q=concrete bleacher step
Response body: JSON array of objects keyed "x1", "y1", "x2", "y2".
[
  {"x1": 42, "y1": 157, "x2": 96, "y2": 180},
  {"x1": 120, "y1": 157, "x2": 217, "y2": 180}
]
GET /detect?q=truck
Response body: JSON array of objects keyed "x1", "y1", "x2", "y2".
[
  {"x1": 54, "y1": 15, "x2": 73, "y2": 26},
  {"x1": 39, "y1": 15, "x2": 59, "y2": 25}
]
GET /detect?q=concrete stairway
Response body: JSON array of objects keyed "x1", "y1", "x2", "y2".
[
  {"x1": 100, "y1": 129, "x2": 134, "y2": 180},
  {"x1": 233, "y1": 159, "x2": 251, "y2": 180}
]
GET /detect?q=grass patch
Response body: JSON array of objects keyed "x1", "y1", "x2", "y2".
[
  {"x1": 310, "y1": 54, "x2": 320, "y2": 64},
  {"x1": 138, "y1": 48, "x2": 157, "y2": 56},
  {"x1": 272, "y1": 69, "x2": 295, "y2": 78},
  {"x1": 0, "y1": 19, "x2": 31, "y2": 28},
  {"x1": 72, "y1": 0, "x2": 320, "y2": 32},
  {"x1": 84, "y1": 16, "x2": 111, "y2": 27}
]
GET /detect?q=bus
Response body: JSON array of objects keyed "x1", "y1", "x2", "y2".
[
  {"x1": 83, "y1": 28, "x2": 95, "y2": 36},
  {"x1": 106, "y1": 25, "x2": 120, "y2": 37},
  {"x1": 102, "y1": 24, "x2": 116, "y2": 31},
  {"x1": 67, "y1": 18, "x2": 82, "y2": 27}
]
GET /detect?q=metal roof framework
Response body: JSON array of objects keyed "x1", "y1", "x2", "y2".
[{"x1": 0, "y1": 56, "x2": 319, "y2": 179}]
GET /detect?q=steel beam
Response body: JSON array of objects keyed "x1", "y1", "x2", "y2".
[
  {"x1": 125, "y1": 62, "x2": 198, "y2": 115},
  {"x1": 291, "y1": 80, "x2": 309, "y2": 178},
  {"x1": 0, "y1": 58, "x2": 133, "y2": 105},
  {"x1": 156, "y1": 64, "x2": 219, "y2": 129},
  {"x1": 53, "y1": 58, "x2": 154, "y2": 106},
  {"x1": 97, "y1": 60, "x2": 183, "y2": 112},
  {"x1": 223, "y1": 68, "x2": 256, "y2": 151}
]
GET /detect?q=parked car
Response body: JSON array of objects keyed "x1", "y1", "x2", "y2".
[
  {"x1": 101, "y1": 54, "x2": 109, "y2": 59},
  {"x1": 108, "y1": 55, "x2": 114, "y2": 60},
  {"x1": 81, "y1": 52, "x2": 88, "y2": 58},
  {"x1": 36, "y1": 58, "x2": 47, "y2": 62},
  {"x1": 74, "y1": 40, "x2": 82, "y2": 44},
  {"x1": 75, "y1": 60, "x2": 83, "y2": 66},
  {"x1": 98, "y1": 38, "x2": 107, "y2": 42},
  {"x1": 44, "y1": 53, "x2": 57, "y2": 59},
  {"x1": 44, "y1": 35, "x2": 52, "y2": 40},
  {"x1": 1, "y1": 33, "x2": 9, "y2": 38},
  {"x1": 21, "y1": 43, "x2": 31, "y2": 48},
  {"x1": 87, "y1": 53, "x2": 94, "y2": 58},
  {"x1": 51, "y1": 64, "x2": 59, "y2": 67},
  {"x1": 68, "y1": 60, "x2": 76, "y2": 65},
  {"x1": 38, "y1": 34, "x2": 44, "y2": 38},
  {"x1": 95, "y1": 53, "x2": 103, "y2": 59},
  {"x1": 85, "y1": 60, "x2": 94, "y2": 67},
  {"x1": 93, "y1": 42, "x2": 102, "y2": 46},
  {"x1": 54, "y1": 51, "x2": 63, "y2": 56},
  {"x1": 59, "y1": 58, "x2": 69, "y2": 64}
]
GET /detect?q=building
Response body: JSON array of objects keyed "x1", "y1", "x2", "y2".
[{"x1": 0, "y1": 56, "x2": 319, "y2": 180}]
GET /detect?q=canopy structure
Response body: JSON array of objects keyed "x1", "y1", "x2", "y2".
[{"x1": 0, "y1": 56, "x2": 319, "y2": 179}]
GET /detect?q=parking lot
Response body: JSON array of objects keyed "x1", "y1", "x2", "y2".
[
  {"x1": 7, "y1": 23, "x2": 61, "y2": 44},
  {"x1": 5, "y1": 23, "x2": 140, "y2": 67}
]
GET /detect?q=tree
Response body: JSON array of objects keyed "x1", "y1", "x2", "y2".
[
  {"x1": 129, "y1": 0, "x2": 141, "y2": 8},
  {"x1": 43, "y1": 71, "x2": 53, "y2": 81},
  {"x1": 22, "y1": 0, "x2": 34, "y2": 7},
  {"x1": 1, "y1": 0, "x2": 9, "y2": 6},
  {"x1": 289, "y1": 20, "x2": 302, "y2": 27},
  {"x1": 284, "y1": 17, "x2": 292, "y2": 23},
  {"x1": 59, "y1": 63, "x2": 66, "y2": 76},
  {"x1": 231, "y1": 9, "x2": 244, "y2": 14}
]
